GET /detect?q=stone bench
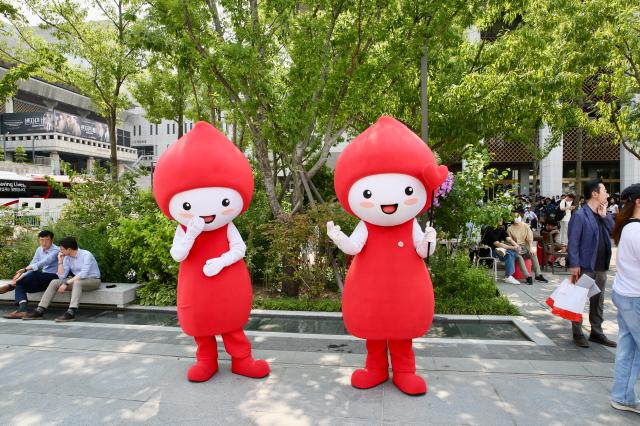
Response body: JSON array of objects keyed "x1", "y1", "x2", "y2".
[{"x1": 0, "y1": 280, "x2": 140, "y2": 308}]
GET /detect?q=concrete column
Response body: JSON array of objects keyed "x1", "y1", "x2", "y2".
[
  {"x1": 86, "y1": 156, "x2": 95, "y2": 175},
  {"x1": 620, "y1": 144, "x2": 640, "y2": 191},
  {"x1": 4, "y1": 97, "x2": 13, "y2": 113},
  {"x1": 539, "y1": 123, "x2": 563, "y2": 196},
  {"x1": 50, "y1": 151, "x2": 60, "y2": 175},
  {"x1": 519, "y1": 168, "x2": 530, "y2": 196}
]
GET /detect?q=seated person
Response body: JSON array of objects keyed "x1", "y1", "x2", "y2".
[
  {"x1": 480, "y1": 221, "x2": 522, "y2": 285},
  {"x1": 1, "y1": 230, "x2": 60, "y2": 319},
  {"x1": 507, "y1": 210, "x2": 549, "y2": 284},
  {"x1": 540, "y1": 222, "x2": 566, "y2": 266},
  {"x1": 23, "y1": 236, "x2": 101, "y2": 322}
]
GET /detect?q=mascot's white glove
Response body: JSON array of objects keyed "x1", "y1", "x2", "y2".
[
  {"x1": 203, "y1": 257, "x2": 225, "y2": 277},
  {"x1": 186, "y1": 216, "x2": 205, "y2": 240},
  {"x1": 417, "y1": 225, "x2": 437, "y2": 258},
  {"x1": 326, "y1": 221, "x2": 347, "y2": 245}
]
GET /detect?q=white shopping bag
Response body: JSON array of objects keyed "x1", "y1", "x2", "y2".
[{"x1": 545, "y1": 279, "x2": 589, "y2": 322}]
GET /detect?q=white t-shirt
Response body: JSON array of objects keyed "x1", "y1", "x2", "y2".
[
  {"x1": 613, "y1": 222, "x2": 640, "y2": 297},
  {"x1": 559, "y1": 199, "x2": 573, "y2": 222}
]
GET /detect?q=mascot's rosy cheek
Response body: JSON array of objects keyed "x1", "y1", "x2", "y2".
[
  {"x1": 153, "y1": 121, "x2": 269, "y2": 383},
  {"x1": 332, "y1": 116, "x2": 448, "y2": 396}
]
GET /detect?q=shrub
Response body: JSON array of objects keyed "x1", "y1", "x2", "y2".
[
  {"x1": 0, "y1": 231, "x2": 37, "y2": 278},
  {"x1": 430, "y1": 250, "x2": 519, "y2": 315},
  {"x1": 258, "y1": 202, "x2": 358, "y2": 297}
]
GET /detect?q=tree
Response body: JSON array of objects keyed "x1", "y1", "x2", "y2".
[
  {"x1": 10, "y1": 0, "x2": 147, "y2": 180},
  {"x1": 14, "y1": 146, "x2": 28, "y2": 163}
]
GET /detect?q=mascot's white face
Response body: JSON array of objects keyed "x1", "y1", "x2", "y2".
[
  {"x1": 169, "y1": 187, "x2": 243, "y2": 231},
  {"x1": 348, "y1": 173, "x2": 427, "y2": 226}
]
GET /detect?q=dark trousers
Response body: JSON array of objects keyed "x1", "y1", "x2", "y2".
[
  {"x1": 572, "y1": 271, "x2": 607, "y2": 337},
  {"x1": 14, "y1": 271, "x2": 59, "y2": 305}
]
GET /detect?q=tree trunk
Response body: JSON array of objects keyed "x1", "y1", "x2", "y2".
[
  {"x1": 108, "y1": 108, "x2": 118, "y2": 181},
  {"x1": 178, "y1": 114, "x2": 184, "y2": 138},
  {"x1": 575, "y1": 128, "x2": 583, "y2": 197}
]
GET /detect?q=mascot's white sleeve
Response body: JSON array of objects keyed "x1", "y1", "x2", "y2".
[
  {"x1": 333, "y1": 220, "x2": 368, "y2": 255},
  {"x1": 413, "y1": 219, "x2": 437, "y2": 258},
  {"x1": 217, "y1": 222, "x2": 247, "y2": 267},
  {"x1": 170, "y1": 225, "x2": 195, "y2": 262}
]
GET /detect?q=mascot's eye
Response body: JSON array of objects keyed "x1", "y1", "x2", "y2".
[
  {"x1": 363, "y1": 190, "x2": 372, "y2": 199},
  {"x1": 182, "y1": 202, "x2": 191, "y2": 211},
  {"x1": 405, "y1": 186, "x2": 414, "y2": 196},
  {"x1": 222, "y1": 198, "x2": 230, "y2": 207}
]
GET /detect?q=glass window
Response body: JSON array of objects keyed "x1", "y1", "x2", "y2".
[
  {"x1": 172, "y1": 123, "x2": 175, "y2": 134},
  {"x1": 150, "y1": 124, "x2": 153, "y2": 135},
  {"x1": 167, "y1": 123, "x2": 170, "y2": 134},
  {"x1": 133, "y1": 126, "x2": 136, "y2": 136}
]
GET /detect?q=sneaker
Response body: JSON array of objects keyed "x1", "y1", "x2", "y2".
[
  {"x1": 22, "y1": 309, "x2": 45, "y2": 320},
  {"x1": 535, "y1": 275, "x2": 549, "y2": 283},
  {"x1": 55, "y1": 311, "x2": 76, "y2": 322},
  {"x1": 611, "y1": 400, "x2": 640, "y2": 414},
  {"x1": 504, "y1": 276, "x2": 520, "y2": 285},
  {"x1": 526, "y1": 276, "x2": 533, "y2": 285}
]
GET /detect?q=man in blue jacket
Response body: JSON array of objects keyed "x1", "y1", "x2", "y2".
[{"x1": 567, "y1": 179, "x2": 617, "y2": 348}]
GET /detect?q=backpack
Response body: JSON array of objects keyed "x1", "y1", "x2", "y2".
[{"x1": 555, "y1": 202, "x2": 566, "y2": 222}]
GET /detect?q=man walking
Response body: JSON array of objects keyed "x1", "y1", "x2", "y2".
[
  {"x1": 23, "y1": 236, "x2": 101, "y2": 322},
  {"x1": 0, "y1": 230, "x2": 59, "y2": 319},
  {"x1": 567, "y1": 179, "x2": 617, "y2": 348}
]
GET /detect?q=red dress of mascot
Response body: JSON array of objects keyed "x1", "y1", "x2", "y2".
[
  {"x1": 327, "y1": 116, "x2": 448, "y2": 395},
  {"x1": 153, "y1": 121, "x2": 269, "y2": 382}
]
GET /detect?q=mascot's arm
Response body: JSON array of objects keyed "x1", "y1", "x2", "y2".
[
  {"x1": 170, "y1": 225, "x2": 197, "y2": 262},
  {"x1": 326, "y1": 220, "x2": 368, "y2": 255},
  {"x1": 203, "y1": 222, "x2": 246, "y2": 277},
  {"x1": 414, "y1": 219, "x2": 437, "y2": 258}
]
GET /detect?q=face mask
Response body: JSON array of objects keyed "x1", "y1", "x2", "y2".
[{"x1": 514, "y1": 216, "x2": 522, "y2": 224}]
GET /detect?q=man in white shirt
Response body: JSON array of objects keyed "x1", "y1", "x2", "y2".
[
  {"x1": 558, "y1": 193, "x2": 576, "y2": 245},
  {"x1": 23, "y1": 236, "x2": 101, "y2": 322}
]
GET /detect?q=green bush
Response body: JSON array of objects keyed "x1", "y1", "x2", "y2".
[
  {"x1": 258, "y1": 202, "x2": 358, "y2": 297},
  {"x1": 109, "y1": 191, "x2": 178, "y2": 305},
  {"x1": 252, "y1": 296, "x2": 342, "y2": 312},
  {"x1": 430, "y1": 250, "x2": 519, "y2": 315},
  {"x1": 0, "y1": 232, "x2": 38, "y2": 278}
]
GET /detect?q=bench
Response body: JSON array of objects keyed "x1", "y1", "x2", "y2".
[{"x1": 0, "y1": 280, "x2": 140, "y2": 308}]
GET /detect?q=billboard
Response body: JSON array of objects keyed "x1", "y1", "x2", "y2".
[
  {"x1": 1, "y1": 111, "x2": 109, "y2": 143},
  {"x1": 0, "y1": 112, "x2": 55, "y2": 134}
]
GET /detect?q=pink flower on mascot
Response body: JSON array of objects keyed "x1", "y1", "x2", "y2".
[
  {"x1": 153, "y1": 121, "x2": 269, "y2": 382},
  {"x1": 327, "y1": 116, "x2": 448, "y2": 395}
]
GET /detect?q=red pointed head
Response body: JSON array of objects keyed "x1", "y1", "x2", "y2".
[
  {"x1": 153, "y1": 122, "x2": 254, "y2": 229},
  {"x1": 334, "y1": 116, "x2": 448, "y2": 224}
]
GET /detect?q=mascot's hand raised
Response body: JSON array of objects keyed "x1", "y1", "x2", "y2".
[
  {"x1": 326, "y1": 221, "x2": 345, "y2": 244},
  {"x1": 203, "y1": 258, "x2": 225, "y2": 277},
  {"x1": 186, "y1": 216, "x2": 205, "y2": 239},
  {"x1": 417, "y1": 223, "x2": 437, "y2": 257}
]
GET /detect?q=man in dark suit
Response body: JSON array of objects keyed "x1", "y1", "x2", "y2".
[{"x1": 567, "y1": 179, "x2": 617, "y2": 348}]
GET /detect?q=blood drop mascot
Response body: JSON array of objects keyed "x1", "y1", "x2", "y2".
[
  {"x1": 153, "y1": 122, "x2": 269, "y2": 382},
  {"x1": 327, "y1": 116, "x2": 448, "y2": 395}
]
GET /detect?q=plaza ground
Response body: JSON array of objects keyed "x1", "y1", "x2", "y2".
[{"x1": 0, "y1": 264, "x2": 638, "y2": 425}]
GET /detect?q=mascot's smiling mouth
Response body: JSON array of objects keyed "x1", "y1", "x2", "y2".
[
  {"x1": 381, "y1": 204, "x2": 398, "y2": 215},
  {"x1": 200, "y1": 215, "x2": 216, "y2": 224}
]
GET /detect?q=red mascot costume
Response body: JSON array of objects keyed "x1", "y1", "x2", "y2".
[
  {"x1": 327, "y1": 116, "x2": 448, "y2": 395},
  {"x1": 153, "y1": 121, "x2": 269, "y2": 382}
]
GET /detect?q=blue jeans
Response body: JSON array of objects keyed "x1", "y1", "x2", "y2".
[
  {"x1": 492, "y1": 249, "x2": 516, "y2": 278},
  {"x1": 14, "y1": 271, "x2": 59, "y2": 305},
  {"x1": 611, "y1": 291, "x2": 640, "y2": 406}
]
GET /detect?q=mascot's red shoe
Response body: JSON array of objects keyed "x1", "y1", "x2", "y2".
[
  {"x1": 351, "y1": 368, "x2": 389, "y2": 389},
  {"x1": 392, "y1": 373, "x2": 427, "y2": 396},
  {"x1": 232, "y1": 356, "x2": 270, "y2": 378},
  {"x1": 187, "y1": 359, "x2": 219, "y2": 383}
]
